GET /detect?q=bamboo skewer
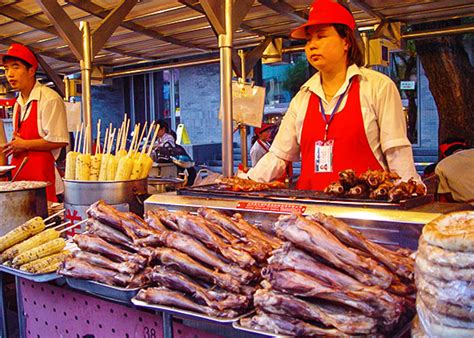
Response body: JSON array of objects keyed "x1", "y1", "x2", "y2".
[
  {"x1": 147, "y1": 124, "x2": 160, "y2": 157},
  {"x1": 44, "y1": 209, "x2": 66, "y2": 224},
  {"x1": 58, "y1": 220, "x2": 88, "y2": 234}
]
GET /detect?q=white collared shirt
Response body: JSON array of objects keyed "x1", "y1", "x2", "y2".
[
  {"x1": 250, "y1": 140, "x2": 270, "y2": 167},
  {"x1": 13, "y1": 80, "x2": 69, "y2": 160},
  {"x1": 248, "y1": 64, "x2": 420, "y2": 182}
]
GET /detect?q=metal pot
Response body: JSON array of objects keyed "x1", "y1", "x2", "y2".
[
  {"x1": 63, "y1": 178, "x2": 148, "y2": 234},
  {"x1": 147, "y1": 177, "x2": 185, "y2": 194},
  {"x1": 0, "y1": 182, "x2": 48, "y2": 236}
]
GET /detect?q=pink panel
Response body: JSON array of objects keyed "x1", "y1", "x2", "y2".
[{"x1": 18, "y1": 278, "x2": 223, "y2": 338}]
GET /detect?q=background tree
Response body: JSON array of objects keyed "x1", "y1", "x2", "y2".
[{"x1": 413, "y1": 20, "x2": 474, "y2": 146}]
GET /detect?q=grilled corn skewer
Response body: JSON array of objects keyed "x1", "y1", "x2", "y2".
[
  {"x1": 140, "y1": 155, "x2": 154, "y2": 179},
  {"x1": 98, "y1": 153, "x2": 110, "y2": 181},
  {"x1": 1, "y1": 228, "x2": 59, "y2": 263},
  {"x1": 19, "y1": 251, "x2": 69, "y2": 273},
  {"x1": 106, "y1": 155, "x2": 118, "y2": 180},
  {"x1": 89, "y1": 154, "x2": 102, "y2": 181},
  {"x1": 75, "y1": 154, "x2": 91, "y2": 181},
  {"x1": 65, "y1": 151, "x2": 79, "y2": 180},
  {"x1": 12, "y1": 238, "x2": 65, "y2": 267},
  {"x1": 130, "y1": 156, "x2": 145, "y2": 180},
  {"x1": 115, "y1": 156, "x2": 133, "y2": 180},
  {"x1": 0, "y1": 217, "x2": 45, "y2": 253}
]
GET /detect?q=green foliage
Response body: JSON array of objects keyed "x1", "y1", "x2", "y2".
[{"x1": 282, "y1": 58, "x2": 311, "y2": 96}]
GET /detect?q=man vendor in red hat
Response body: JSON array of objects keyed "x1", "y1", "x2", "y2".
[
  {"x1": 250, "y1": 123, "x2": 274, "y2": 167},
  {"x1": 1, "y1": 43, "x2": 69, "y2": 201},
  {"x1": 246, "y1": 0, "x2": 421, "y2": 190}
]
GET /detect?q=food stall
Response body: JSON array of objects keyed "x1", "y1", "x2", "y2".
[{"x1": 1, "y1": 0, "x2": 473, "y2": 337}]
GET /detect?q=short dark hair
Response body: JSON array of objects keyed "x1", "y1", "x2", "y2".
[
  {"x1": 156, "y1": 119, "x2": 169, "y2": 133},
  {"x1": 3, "y1": 55, "x2": 34, "y2": 70},
  {"x1": 333, "y1": 24, "x2": 364, "y2": 67}
]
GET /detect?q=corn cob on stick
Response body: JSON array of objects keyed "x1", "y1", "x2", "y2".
[
  {"x1": 140, "y1": 124, "x2": 160, "y2": 179},
  {"x1": 75, "y1": 153, "x2": 91, "y2": 181},
  {"x1": 1, "y1": 228, "x2": 59, "y2": 263},
  {"x1": 0, "y1": 217, "x2": 45, "y2": 253},
  {"x1": 98, "y1": 153, "x2": 110, "y2": 181},
  {"x1": 65, "y1": 151, "x2": 79, "y2": 180},
  {"x1": 106, "y1": 155, "x2": 118, "y2": 180},
  {"x1": 20, "y1": 250, "x2": 69, "y2": 274},
  {"x1": 115, "y1": 156, "x2": 133, "y2": 180},
  {"x1": 12, "y1": 238, "x2": 66, "y2": 267},
  {"x1": 89, "y1": 154, "x2": 102, "y2": 181},
  {"x1": 131, "y1": 122, "x2": 155, "y2": 180}
]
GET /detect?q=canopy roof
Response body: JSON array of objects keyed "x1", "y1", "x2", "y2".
[{"x1": 0, "y1": 0, "x2": 473, "y2": 76}]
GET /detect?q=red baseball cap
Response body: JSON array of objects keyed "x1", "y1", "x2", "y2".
[
  {"x1": 1, "y1": 43, "x2": 38, "y2": 71},
  {"x1": 291, "y1": 0, "x2": 356, "y2": 40},
  {"x1": 255, "y1": 123, "x2": 274, "y2": 135}
]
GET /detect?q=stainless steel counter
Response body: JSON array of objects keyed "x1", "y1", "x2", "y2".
[{"x1": 144, "y1": 193, "x2": 469, "y2": 250}]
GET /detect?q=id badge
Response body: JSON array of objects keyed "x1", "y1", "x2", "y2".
[{"x1": 314, "y1": 140, "x2": 334, "y2": 173}]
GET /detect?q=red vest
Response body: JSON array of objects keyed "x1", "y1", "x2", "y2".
[
  {"x1": 297, "y1": 77, "x2": 383, "y2": 190},
  {"x1": 12, "y1": 101, "x2": 57, "y2": 202}
]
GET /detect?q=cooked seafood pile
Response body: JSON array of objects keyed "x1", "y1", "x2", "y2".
[
  {"x1": 415, "y1": 211, "x2": 474, "y2": 336},
  {"x1": 324, "y1": 169, "x2": 425, "y2": 201},
  {"x1": 241, "y1": 212, "x2": 416, "y2": 336}
]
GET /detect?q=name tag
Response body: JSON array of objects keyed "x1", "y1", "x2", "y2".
[{"x1": 315, "y1": 140, "x2": 333, "y2": 173}]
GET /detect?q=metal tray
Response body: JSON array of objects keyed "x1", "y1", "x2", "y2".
[
  {"x1": 0, "y1": 264, "x2": 61, "y2": 282},
  {"x1": 232, "y1": 315, "x2": 413, "y2": 338},
  {"x1": 131, "y1": 298, "x2": 252, "y2": 324},
  {"x1": 178, "y1": 184, "x2": 433, "y2": 210},
  {"x1": 65, "y1": 277, "x2": 140, "y2": 303}
]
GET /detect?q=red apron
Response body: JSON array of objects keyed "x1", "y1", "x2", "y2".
[
  {"x1": 297, "y1": 77, "x2": 383, "y2": 190},
  {"x1": 11, "y1": 101, "x2": 57, "y2": 202}
]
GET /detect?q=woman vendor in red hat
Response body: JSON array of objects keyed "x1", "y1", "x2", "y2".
[
  {"x1": 246, "y1": 0, "x2": 421, "y2": 190},
  {"x1": 250, "y1": 123, "x2": 274, "y2": 167},
  {"x1": 1, "y1": 43, "x2": 69, "y2": 201}
]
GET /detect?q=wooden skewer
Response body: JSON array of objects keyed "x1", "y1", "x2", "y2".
[
  {"x1": 95, "y1": 119, "x2": 101, "y2": 154},
  {"x1": 76, "y1": 122, "x2": 83, "y2": 154},
  {"x1": 147, "y1": 124, "x2": 160, "y2": 157},
  {"x1": 108, "y1": 128, "x2": 116, "y2": 155},
  {"x1": 44, "y1": 209, "x2": 65, "y2": 223},
  {"x1": 103, "y1": 127, "x2": 110, "y2": 155},
  {"x1": 136, "y1": 121, "x2": 147, "y2": 153},
  {"x1": 51, "y1": 220, "x2": 73, "y2": 231},
  {"x1": 58, "y1": 219, "x2": 88, "y2": 234},
  {"x1": 122, "y1": 118, "x2": 130, "y2": 151},
  {"x1": 128, "y1": 124, "x2": 140, "y2": 157},
  {"x1": 141, "y1": 121, "x2": 155, "y2": 156}
]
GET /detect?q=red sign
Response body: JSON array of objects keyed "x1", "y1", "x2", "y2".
[
  {"x1": 236, "y1": 201, "x2": 306, "y2": 213},
  {"x1": 64, "y1": 209, "x2": 82, "y2": 237}
]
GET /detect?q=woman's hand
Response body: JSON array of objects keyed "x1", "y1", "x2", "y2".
[{"x1": 3, "y1": 135, "x2": 29, "y2": 157}]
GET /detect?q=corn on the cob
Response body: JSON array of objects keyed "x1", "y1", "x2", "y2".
[
  {"x1": 0, "y1": 217, "x2": 45, "y2": 253},
  {"x1": 140, "y1": 155, "x2": 154, "y2": 179},
  {"x1": 20, "y1": 250, "x2": 69, "y2": 274},
  {"x1": 116, "y1": 149, "x2": 127, "y2": 160},
  {"x1": 75, "y1": 153, "x2": 92, "y2": 181},
  {"x1": 89, "y1": 154, "x2": 102, "y2": 181},
  {"x1": 12, "y1": 238, "x2": 65, "y2": 267},
  {"x1": 130, "y1": 157, "x2": 144, "y2": 180},
  {"x1": 98, "y1": 153, "x2": 110, "y2": 181},
  {"x1": 65, "y1": 151, "x2": 79, "y2": 180},
  {"x1": 1, "y1": 228, "x2": 59, "y2": 263},
  {"x1": 106, "y1": 155, "x2": 118, "y2": 180},
  {"x1": 115, "y1": 156, "x2": 133, "y2": 180}
]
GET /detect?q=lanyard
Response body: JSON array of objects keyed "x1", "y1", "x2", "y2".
[
  {"x1": 319, "y1": 81, "x2": 351, "y2": 141},
  {"x1": 16, "y1": 101, "x2": 33, "y2": 130}
]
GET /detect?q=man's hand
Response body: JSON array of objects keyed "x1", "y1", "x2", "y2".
[{"x1": 3, "y1": 135, "x2": 29, "y2": 157}]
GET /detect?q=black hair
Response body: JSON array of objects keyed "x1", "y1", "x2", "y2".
[
  {"x1": 3, "y1": 55, "x2": 33, "y2": 70},
  {"x1": 156, "y1": 119, "x2": 169, "y2": 133}
]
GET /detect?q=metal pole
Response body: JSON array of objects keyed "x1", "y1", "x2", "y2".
[
  {"x1": 238, "y1": 50, "x2": 248, "y2": 171},
  {"x1": 220, "y1": 0, "x2": 234, "y2": 177},
  {"x1": 80, "y1": 21, "x2": 93, "y2": 153},
  {"x1": 361, "y1": 32, "x2": 370, "y2": 67}
]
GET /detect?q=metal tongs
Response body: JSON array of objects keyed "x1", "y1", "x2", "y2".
[{"x1": 11, "y1": 156, "x2": 29, "y2": 182}]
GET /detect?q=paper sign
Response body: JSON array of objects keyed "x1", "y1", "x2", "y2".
[
  {"x1": 176, "y1": 123, "x2": 191, "y2": 145},
  {"x1": 400, "y1": 81, "x2": 416, "y2": 90},
  {"x1": 65, "y1": 101, "x2": 82, "y2": 132},
  {"x1": 219, "y1": 81, "x2": 266, "y2": 127},
  {"x1": 236, "y1": 201, "x2": 306, "y2": 213}
]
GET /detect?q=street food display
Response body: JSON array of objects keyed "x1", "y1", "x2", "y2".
[
  {"x1": 415, "y1": 211, "x2": 474, "y2": 336},
  {"x1": 0, "y1": 214, "x2": 77, "y2": 274},
  {"x1": 65, "y1": 119, "x2": 159, "y2": 182},
  {"x1": 240, "y1": 213, "x2": 416, "y2": 336},
  {"x1": 324, "y1": 169, "x2": 426, "y2": 201}
]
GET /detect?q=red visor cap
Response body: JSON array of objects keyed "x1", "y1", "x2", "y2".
[
  {"x1": 1, "y1": 43, "x2": 38, "y2": 71},
  {"x1": 291, "y1": 0, "x2": 356, "y2": 40},
  {"x1": 255, "y1": 123, "x2": 273, "y2": 135}
]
